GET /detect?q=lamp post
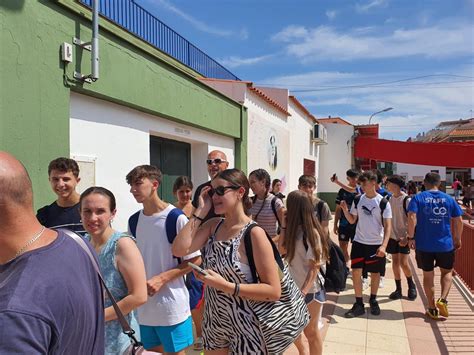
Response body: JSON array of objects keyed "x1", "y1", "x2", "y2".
[{"x1": 369, "y1": 107, "x2": 393, "y2": 124}]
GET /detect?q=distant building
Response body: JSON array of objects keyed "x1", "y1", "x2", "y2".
[{"x1": 409, "y1": 118, "x2": 474, "y2": 143}]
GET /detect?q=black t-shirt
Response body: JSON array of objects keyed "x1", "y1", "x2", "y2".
[
  {"x1": 36, "y1": 201, "x2": 86, "y2": 236},
  {"x1": 192, "y1": 181, "x2": 218, "y2": 222},
  {"x1": 336, "y1": 188, "x2": 357, "y2": 228}
]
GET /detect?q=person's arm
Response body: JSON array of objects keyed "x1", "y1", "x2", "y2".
[
  {"x1": 376, "y1": 218, "x2": 392, "y2": 257},
  {"x1": 277, "y1": 210, "x2": 287, "y2": 255},
  {"x1": 333, "y1": 205, "x2": 341, "y2": 235},
  {"x1": 332, "y1": 176, "x2": 357, "y2": 193},
  {"x1": 301, "y1": 260, "x2": 320, "y2": 296},
  {"x1": 340, "y1": 200, "x2": 358, "y2": 225},
  {"x1": 451, "y1": 216, "x2": 463, "y2": 250},
  {"x1": 197, "y1": 226, "x2": 281, "y2": 301},
  {"x1": 105, "y1": 237, "x2": 147, "y2": 322},
  {"x1": 407, "y1": 212, "x2": 417, "y2": 249}
]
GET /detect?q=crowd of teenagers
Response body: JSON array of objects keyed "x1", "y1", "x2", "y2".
[{"x1": 0, "y1": 150, "x2": 464, "y2": 355}]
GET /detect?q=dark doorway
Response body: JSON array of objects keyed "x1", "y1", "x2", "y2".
[{"x1": 150, "y1": 136, "x2": 191, "y2": 203}]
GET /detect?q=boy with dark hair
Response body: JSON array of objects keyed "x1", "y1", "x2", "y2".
[
  {"x1": 36, "y1": 157, "x2": 86, "y2": 236},
  {"x1": 407, "y1": 172, "x2": 463, "y2": 319},
  {"x1": 126, "y1": 165, "x2": 200, "y2": 354},
  {"x1": 340, "y1": 171, "x2": 392, "y2": 318},
  {"x1": 334, "y1": 169, "x2": 360, "y2": 263},
  {"x1": 298, "y1": 175, "x2": 332, "y2": 237},
  {"x1": 385, "y1": 175, "x2": 417, "y2": 300}
]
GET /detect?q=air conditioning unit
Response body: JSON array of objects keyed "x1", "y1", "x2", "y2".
[{"x1": 312, "y1": 124, "x2": 328, "y2": 144}]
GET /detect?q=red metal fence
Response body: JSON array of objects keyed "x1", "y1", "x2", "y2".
[{"x1": 454, "y1": 221, "x2": 474, "y2": 292}]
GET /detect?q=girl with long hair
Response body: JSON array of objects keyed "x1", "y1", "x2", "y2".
[
  {"x1": 172, "y1": 168, "x2": 281, "y2": 354},
  {"x1": 80, "y1": 187, "x2": 147, "y2": 355},
  {"x1": 280, "y1": 190, "x2": 329, "y2": 355}
]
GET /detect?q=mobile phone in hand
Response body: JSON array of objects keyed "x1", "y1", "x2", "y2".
[
  {"x1": 188, "y1": 262, "x2": 208, "y2": 276},
  {"x1": 331, "y1": 173, "x2": 337, "y2": 182}
]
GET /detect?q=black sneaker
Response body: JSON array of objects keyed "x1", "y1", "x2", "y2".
[
  {"x1": 407, "y1": 287, "x2": 417, "y2": 300},
  {"x1": 369, "y1": 299, "x2": 381, "y2": 315},
  {"x1": 345, "y1": 302, "x2": 365, "y2": 318},
  {"x1": 389, "y1": 289, "x2": 402, "y2": 300}
]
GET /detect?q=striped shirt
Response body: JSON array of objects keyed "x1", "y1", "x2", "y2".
[
  {"x1": 36, "y1": 201, "x2": 86, "y2": 237},
  {"x1": 249, "y1": 194, "x2": 284, "y2": 237}
]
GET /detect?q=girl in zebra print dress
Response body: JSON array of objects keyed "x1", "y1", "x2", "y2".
[
  {"x1": 279, "y1": 190, "x2": 329, "y2": 355},
  {"x1": 173, "y1": 169, "x2": 282, "y2": 354}
]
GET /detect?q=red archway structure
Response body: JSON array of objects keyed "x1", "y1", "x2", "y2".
[{"x1": 354, "y1": 137, "x2": 474, "y2": 168}]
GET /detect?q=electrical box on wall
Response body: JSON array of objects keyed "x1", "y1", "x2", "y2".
[{"x1": 61, "y1": 42, "x2": 73, "y2": 63}]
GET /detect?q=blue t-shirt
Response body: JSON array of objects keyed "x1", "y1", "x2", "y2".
[
  {"x1": 408, "y1": 190, "x2": 463, "y2": 252},
  {"x1": 0, "y1": 231, "x2": 104, "y2": 354}
]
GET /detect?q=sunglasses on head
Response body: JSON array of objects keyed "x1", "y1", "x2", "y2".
[
  {"x1": 209, "y1": 185, "x2": 240, "y2": 197},
  {"x1": 206, "y1": 158, "x2": 227, "y2": 165}
]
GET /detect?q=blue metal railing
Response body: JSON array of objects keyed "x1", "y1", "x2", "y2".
[{"x1": 78, "y1": 0, "x2": 240, "y2": 80}]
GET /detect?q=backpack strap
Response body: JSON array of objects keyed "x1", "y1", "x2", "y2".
[
  {"x1": 270, "y1": 196, "x2": 281, "y2": 226},
  {"x1": 165, "y1": 208, "x2": 185, "y2": 244},
  {"x1": 316, "y1": 200, "x2": 324, "y2": 223},
  {"x1": 379, "y1": 197, "x2": 389, "y2": 227},
  {"x1": 403, "y1": 196, "x2": 409, "y2": 216},
  {"x1": 128, "y1": 211, "x2": 140, "y2": 238},
  {"x1": 243, "y1": 223, "x2": 284, "y2": 284}
]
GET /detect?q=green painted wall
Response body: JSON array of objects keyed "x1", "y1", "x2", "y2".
[
  {"x1": 318, "y1": 192, "x2": 338, "y2": 212},
  {"x1": 1, "y1": 0, "x2": 245, "y2": 208}
]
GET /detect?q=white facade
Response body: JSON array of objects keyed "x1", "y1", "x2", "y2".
[
  {"x1": 318, "y1": 123, "x2": 354, "y2": 193},
  {"x1": 394, "y1": 163, "x2": 447, "y2": 181},
  {"x1": 70, "y1": 93, "x2": 235, "y2": 231},
  {"x1": 245, "y1": 90, "x2": 290, "y2": 193},
  {"x1": 287, "y1": 100, "x2": 319, "y2": 191}
]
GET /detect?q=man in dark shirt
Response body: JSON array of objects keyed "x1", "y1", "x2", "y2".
[
  {"x1": 192, "y1": 150, "x2": 229, "y2": 222},
  {"x1": 0, "y1": 151, "x2": 104, "y2": 354},
  {"x1": 36, "y1": 157, "x2": 86, "y2": 236}
]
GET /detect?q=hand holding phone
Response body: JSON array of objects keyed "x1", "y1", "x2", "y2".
[{"x1": 188, "y1": 262, "x2": 208, "y2": 276}]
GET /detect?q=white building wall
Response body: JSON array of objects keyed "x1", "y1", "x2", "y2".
[
  {"x1": 287, "y1": 102, "x2": 318, "y2": 192},
  {"x1": 394, "y1": 163, "x2": 447, "y2": 181},
  {"x1": 70, "y1": 93, "x2": 235, "y2": 231},
  {"x1": 245, "y1": 91, "x2": 290, "y2": 194},
  {"x1": 318, "y1": 123, "x2": 354, "y2": 193}
]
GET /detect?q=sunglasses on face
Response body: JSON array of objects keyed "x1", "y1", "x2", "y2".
[
  {"x1": 206, "y1": 158, "x2": 227, "y2": 165},
  {"x1": 209, "y1": 185, "x2": 240, "y2": 197}
]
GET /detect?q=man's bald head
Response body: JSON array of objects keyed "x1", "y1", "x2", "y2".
[
  {"x1": 207, "y1": 150, "x2": 229, "y2": 179},
  {"x1": 0, "y1": 151, "x2": 34, "y2": 209}
]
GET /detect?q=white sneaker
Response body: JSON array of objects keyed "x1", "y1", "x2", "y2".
[
  {"x1": 362, "y1": 278, "x2": 369, "y2": 290},
  {"x1": 193, "y1": 336, "x2": 203, "y2": 351},
  {"x1": 379, "y1": 277, "x2": 385, "y2": 288}
]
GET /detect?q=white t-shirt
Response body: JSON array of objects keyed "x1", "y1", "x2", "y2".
[
  {"x1": 350, "y1": 194, "x2": 392, "y2": 245},
  {"x1": 133, "y1": 204, "x2": 200, "y2": 327},
  {"x1": 287, "y1": 228, "x2": 325, "y2": 293}
]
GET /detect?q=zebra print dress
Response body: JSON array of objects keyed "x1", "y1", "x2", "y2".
[{"x1": 202, "y1": 220, "x2": 268, "y2": 354}]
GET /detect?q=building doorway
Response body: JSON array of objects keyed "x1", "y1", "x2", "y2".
[{"x1": 150, "y1": 136, "x2": 191, "y2": 203}]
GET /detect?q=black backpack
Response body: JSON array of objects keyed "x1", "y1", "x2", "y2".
[{"x1": 302, "y1": 234, "x2": 348, "y2": 294}]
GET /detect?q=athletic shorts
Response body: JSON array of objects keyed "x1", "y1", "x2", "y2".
[
  {"x1": 140, "y1": 317, "x2": 193, "y2": 352},
  {"x1": 338, "y1": 224, "x2": 356, "y2": 242},
  {"x1": 415, "y1": 250, "x2": 455, "y2": 272},
  {"x1": 386, "y1": 238, "x2": 410, "y2": 255},
  {"x1": 350, "y1": 241, "x2": 386, "y2": 273}
]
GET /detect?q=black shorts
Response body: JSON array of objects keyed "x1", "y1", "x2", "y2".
[
  {"x1": 338, "y1": 224, "x2": 356, "y2": 242},
  {"x1": 386, "y1": 238, "x2": 410, "y2": 255},
  {"x1": 415, "y1": 250, "x2": 455, "y2": 272},
  {"x1": 350, "y1": 241, "x2": 386, "y2": 273}
]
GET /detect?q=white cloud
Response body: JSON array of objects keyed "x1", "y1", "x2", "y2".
[
  {"x1": 356, "y1": 0, "x2": 389, "y2": 13},
  {"x1": 260, "y1": 68, "x2": 474, "y2": 140},
  {"x1": 219, "y1": 54, "x2": 274, "y2": 68},
  {"x1": 326, "y1": 10, "x2": 337, "y2": 20},
  {"x1": 272, "y1": 21, "x2": 473, "y2": 62},
  {"x1": 148, "y1": 0, "x2": 246, "y2": 38}
]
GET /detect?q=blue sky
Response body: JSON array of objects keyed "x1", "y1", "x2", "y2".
[{"x1": 138, "y1": 0, "x2": 474, "y2": 140}]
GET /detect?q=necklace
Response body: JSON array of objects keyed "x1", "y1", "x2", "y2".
[{"x1": 5, "y1": 226, "x2": 46, "y2": 264}]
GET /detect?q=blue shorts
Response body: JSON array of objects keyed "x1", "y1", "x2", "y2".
[{"x1": 140, "y1": 317, "x2": 193, "y2": 352}]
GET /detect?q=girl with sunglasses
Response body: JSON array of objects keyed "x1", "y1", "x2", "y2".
[
  {"x1": 172, "y1": 168, "x2": 281, "y2": 354},
  {"x1": 279, "y1": 190, "x2": 329, "y2": 355}
]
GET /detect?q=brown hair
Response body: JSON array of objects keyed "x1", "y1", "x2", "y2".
[
  {"x1": 173, "y1": 176, "x2": 193, "y2": 193},
  {"x1": 48, "y1": 157, "x2": 80, "y2": 178},
  {"x1": 80, "y1": 186, "x2": 116, "y2": 211},
  {"x1": 213, "y1": 168, "x2": 252, "y2": 215},
  {"x1": 283, "y1": 190, "x2": 329, "y2": 265},
  {"x1": 126, "y1": 165, "x2": 162, "y2": 185},
  {"x1": 298, "y1": 174, "x2": 316, "y2": 187}
]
